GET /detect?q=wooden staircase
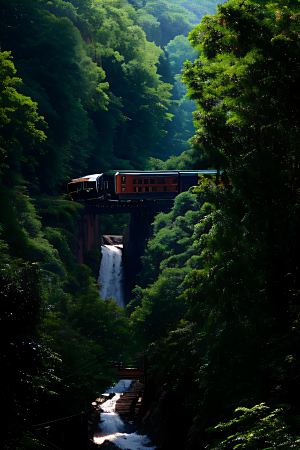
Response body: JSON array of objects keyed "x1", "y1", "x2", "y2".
[{"x1": 115, "y1": 380, "x2": 144, "y2": 416}]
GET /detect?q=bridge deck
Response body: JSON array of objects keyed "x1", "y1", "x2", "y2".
[
  {"x1": 118, "y1": 368, "x2": 144, "y2": 376},
  {"x1": 117, "y1": 367, "x2": 145, "y2": 383},
  {"x1": 82, "y1": 199, "x2": 174, "y2": 214}
]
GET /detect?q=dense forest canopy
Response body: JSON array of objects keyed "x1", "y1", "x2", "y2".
[
  {"x1": 129, "y1": 0, "x2": 300, "y2": 448},
  {"x1": 0, "y1": 0, "x2": 215, "y2": 195},
  {"x1": 0, "y1": 0, "x2": 215, "y2": 448},
  {"x1": 2, "y1": 0, "x2": 300, "y2": 449}
]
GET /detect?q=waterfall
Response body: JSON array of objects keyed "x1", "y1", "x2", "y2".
[{"x1": 98, "y1": 245, "x2": 125, "y2": 308}]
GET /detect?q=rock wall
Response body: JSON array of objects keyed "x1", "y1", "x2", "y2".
[
  {"x1": 136, "y1": 378, "x2": 190, "y2": 450},
  {"x1": 76, "y1": 213, "x2": 103, "y2": 274}
]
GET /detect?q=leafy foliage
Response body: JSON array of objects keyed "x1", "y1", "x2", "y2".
[
  {"x1": 140, "y1": 0, "x2": 195, "y2": 46},
  {"x1": 0, "y1": 0, "x2": 239, "y2": 448},
  {"x1": 0, "y1": 46, "x2": 134, "y2": 448},
  {"x1": 129, "y1": 190, "x2": 214, "y2": 340},
  {"x1": 127, "y1": 1, "x2": 300, "y2": 448},
  {"x1": 165, "y1": 34, "x2": 199, "y2": 75},
  {"x1": 0, "y1": 0, "x2": 175, "y2": 192},
  {"x1": 208, "y1": 404, "x2": 300, "y2": 450},
  {"x1": 0, "y1": 49, "x2": 46, "y2": 178},
  {"x1": 1, "y1": 262, "x2": 56, "y2": 446}
]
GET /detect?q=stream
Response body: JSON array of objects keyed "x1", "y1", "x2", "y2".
[
  {"x1": 96, "y1": 245, "x2": 155, "y2": 448},
  {"x1": 93, "y1": 380, "x2": 156, "y2": 449}
]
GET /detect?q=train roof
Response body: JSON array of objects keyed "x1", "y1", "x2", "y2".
[
  {"x1": 116, "y1": 170, "x2": 179, "y2": 176},
  {"x1": 69, "y1": 174, "x2": 102, "y2": 183},
  {"x1": 115, "y1": 170, "x2": 218, "y2": 176},
  {"x1": 178, "y1": 170, "x2": 219, "y2": 175},
  {"x1": 68, "y1": 171, "x2": 220, "y2": 184}
]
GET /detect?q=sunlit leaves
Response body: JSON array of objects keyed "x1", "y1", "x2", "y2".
[
  {"x1": 0, "y1": 50, "x2": 46, "y2": 174},
  {"x1": 184, "y1": 0, "x2": 300, "y2": 167},
  {"x1": 209, "y1": 403, "x2": 300, "y2": 450}
]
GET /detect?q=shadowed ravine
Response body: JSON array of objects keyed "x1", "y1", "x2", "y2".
[{"x1": 96, "y1": 248, "x2": 155, "y2": 448}]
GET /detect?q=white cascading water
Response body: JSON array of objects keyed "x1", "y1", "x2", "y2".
[
  {"x1": 98, "y1": 245, "x2": 125, "y2": 308},
  {"x1": 93, "y1": 380, "x2": 156, "y2": 450}
]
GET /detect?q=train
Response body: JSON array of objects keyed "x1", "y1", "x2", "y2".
[{"x1": 67, "y1": 170, "x2": 219, "y2": 202}]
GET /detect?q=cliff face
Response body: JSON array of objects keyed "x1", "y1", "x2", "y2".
[
  {"x1": 136, "y1": 378, "x2": 190, "y2": 450},
  {"x1": 76, "y1": 213, "x2": 103, "y2": 277}
]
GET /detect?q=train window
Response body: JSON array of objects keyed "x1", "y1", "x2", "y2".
[
  {"x1": 68, "y1": 184, "x2": 77, "y2": 193},
  {"x1": 164, "y1": 186, "x2": 167, "y2": 191},
  {"x1": 152, "y1": 186, "x2": 157, "y2": 192},
  {"x1": 133, "y1": 179, "x2": 137, "y2": 184},
  {"x1": 121, "y1": 176, "x2": 126, "y2": 184},
  {"x1": 145, "y1": 187, "x2": 149, "y2": 192},
  {"x1": 157, "y1": 178, "x2": 165, "y2": 184},
  {"x1": 121, "y1": 187, "x2": 126, "y2": 192},
  {"x1": 150, "y1": 179, "x2": 155, "y2": 184},
  {"x1": 138, "y1": 187, "x2": 142, "y2": 192},
  {"x1": 172, "y1": 177, "x2": 178, "y2": 184},
  {"x1": 144, "y1": 179, "x2": 149, "y2": 184},
  {"x1": 98, "y1": 176, "x2": 103, "y2": 190},
  {"x1": 138, "y1": 179, "x2": 142, "y2": 184},
  {"x1": 134, "y1": 186, "x2": 137, "y2": 192}
]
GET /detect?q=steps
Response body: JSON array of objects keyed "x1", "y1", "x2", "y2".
[{"x1": 115, "y1": 381, "x2": 144, "y2": 416}]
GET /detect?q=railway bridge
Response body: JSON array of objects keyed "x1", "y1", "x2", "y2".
[
  {"x1": 117, "y1": 366, "x2": 146, "y2": 384},
  {"x1": 77, "y1": 198, "x2": 175, "y2": 301},
  {"x1": 82, "y1": 198, "x2": 174, "y2": 215}
]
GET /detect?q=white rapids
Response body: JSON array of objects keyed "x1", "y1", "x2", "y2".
[
  {"x1": 98, "y1": 245, "x2": 125, "y2": 308},
  {"x1": 93, "y1": 380, "x2": 156, "y2": 449}
]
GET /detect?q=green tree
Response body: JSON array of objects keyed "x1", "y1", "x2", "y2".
[
  {"x1": 168, "y1": 0, "x2": 220, "y2": 24},
  {"x1": 165, "y1": 34, "x2": 199, "y2": 75},
  {"x1": 0, "y1": 49, "x2": 46, "y2": 179},
  {"x1": 1, "y1": 0, "x2": 109, "y2": 193},
  {"x1": 142, "y1": 0, "x2": 195, "y2": 46},
  {"x1": 128, "y1": 2, "x2": 300, "y2": 447},
  {"x1": 129, "y1": 191, "x2": 214, "y2": 344},
  {"x1": 1, "y1": 262, "x2": 56, "y2": 448},
  {"x1": 208, "y1": 404, "x2": 300, "y2": 450},
  {"x1": 179, "y1": 0, "x2": 300, "y2": 444},
  {"x1": 83, "y1": 0, "x2": 174, "y2": 167}
]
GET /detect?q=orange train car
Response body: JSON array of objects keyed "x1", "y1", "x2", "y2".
[{"x1": 115, "y1": 171, "x2": 179, "y2": 200}]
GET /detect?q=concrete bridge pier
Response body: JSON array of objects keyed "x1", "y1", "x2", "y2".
[{"x1": 122, "y1": 210, "x2": 156, "y2": 303}]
